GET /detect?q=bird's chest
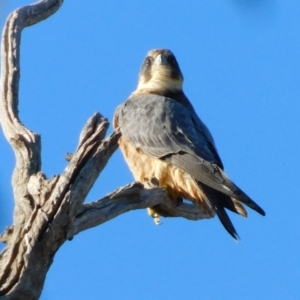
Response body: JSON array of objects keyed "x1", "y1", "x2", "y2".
[
  {"x1": 118, "y1": 136, "x2": 165, "y2": 183},
  {"x1": 118, "y1": 136, "x2": 202, "y2": 203}
]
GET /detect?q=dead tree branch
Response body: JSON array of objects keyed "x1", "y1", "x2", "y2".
[
  {"x1": 68, "y1": 183, "x2": 208, "y2": 239},
  {"x1": 0, "y1": 1, "x2": 209, "y2": 299}
]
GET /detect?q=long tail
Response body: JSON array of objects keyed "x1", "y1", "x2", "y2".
[{"x1": 201, "y1": 184, "x2": 242, "y2": 240}]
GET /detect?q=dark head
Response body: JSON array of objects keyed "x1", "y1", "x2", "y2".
[{"x1": 135, "y1": 49, "x2": 184, "y2": 94}]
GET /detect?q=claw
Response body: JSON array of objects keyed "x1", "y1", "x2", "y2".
[{"x1": 154, "y1": 214, "x2": 161, "y2": 225}]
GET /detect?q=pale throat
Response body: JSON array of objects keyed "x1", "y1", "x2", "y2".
[{"x1": 137, "y1": 69, "x2": 183, "y2": 92}]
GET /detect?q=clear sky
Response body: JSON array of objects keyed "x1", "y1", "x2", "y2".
[{"x1": 0, "y1": 1, "x2": 299, "y2": 299}]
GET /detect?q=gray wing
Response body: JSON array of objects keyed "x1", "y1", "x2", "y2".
[
  {"x1": 115, "y1": 94, "x2": 265, "y2": 216},
  {"x1": 115, "y1": 94, "x2": 222, "y2": 165}
]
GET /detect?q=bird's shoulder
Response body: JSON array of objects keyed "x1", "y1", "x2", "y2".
[{"x1": 114, "y1": 93, "x2": 223, "y2": 168}]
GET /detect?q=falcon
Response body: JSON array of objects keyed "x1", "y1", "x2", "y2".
[{"x1": 113, "y1": 49, "x2": 265, "y2": 239}]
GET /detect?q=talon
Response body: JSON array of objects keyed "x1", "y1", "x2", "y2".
[{"x1": 154, "y1": 214, "x2": 161, "y2": 225}]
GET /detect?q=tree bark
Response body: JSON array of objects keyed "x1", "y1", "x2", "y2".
[{"x1": 0, "y1": 1, "x2": 209, "y2": 299}]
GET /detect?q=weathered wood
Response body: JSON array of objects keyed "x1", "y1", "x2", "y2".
[
  {"x1": 68, "y1": 182, "x2": 209, "y2": 239},
  {"x1": 0, "y1": 1, "x2": 209, "y2": 299}
]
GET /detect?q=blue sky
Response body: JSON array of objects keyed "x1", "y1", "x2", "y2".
[{"x1": 0, "y1": 1, "x2": 299, "y2": 299}]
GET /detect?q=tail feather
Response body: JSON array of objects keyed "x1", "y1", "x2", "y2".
[
  {"x1": 214, "y1": 203, "x2": 240, "y2": 241},
  {"x1": 232, "y1": 199, "x2": 247, "y2": 217},
  {"x1": 198, "y1": 180, "x2": 247, "y2": 218},
  {"x1": 215, "y1": 166, "x2": 265, "y2": 216},
  {"x1": 201, "y1": 184, "x2": 240, "y2": 240}
]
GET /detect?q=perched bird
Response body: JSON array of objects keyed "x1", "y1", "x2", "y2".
[{"x1": 113, "y1": 49, "x2": 265, "y2": 240}]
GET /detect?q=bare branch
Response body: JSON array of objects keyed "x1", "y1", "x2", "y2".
[
  {"x1": 0, "y1": 0, "x2": 64, "y2": 199},
  {"x1": 0, "y1": 112, "x2": 120, "y2": 298},
  {"x1": 0, "y1": 1, "x2": 212, "y2": 299},
  {"x1": 68, "y1": 183, "x2": 210, "y2": 239}
]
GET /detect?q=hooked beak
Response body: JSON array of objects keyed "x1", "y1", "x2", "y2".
[{"x1": 154, "y1": 54, "x2": 168, "y2": 66}]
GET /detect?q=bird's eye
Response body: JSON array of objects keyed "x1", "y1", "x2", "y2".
[
  {"x1": 145, "y1": 57, "x2": 152, "y2": 66},
  {"x1": 168, "y1": 56, "x2": 176, "y2": 65}
]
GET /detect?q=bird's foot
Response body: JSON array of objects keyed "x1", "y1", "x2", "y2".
[{"x1": 147, "y1": 208, "x2": 162, "y2": 225}]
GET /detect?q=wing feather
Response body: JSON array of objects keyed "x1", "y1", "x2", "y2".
[{"x1": 115, "y1": 94, "x2": 222, "y2": 164}]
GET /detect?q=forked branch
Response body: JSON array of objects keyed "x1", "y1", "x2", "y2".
[{"x1": 0, "y1": 1, "x2": 208, "y2": 299}]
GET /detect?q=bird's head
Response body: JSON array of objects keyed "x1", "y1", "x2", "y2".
[{"x1": 135, "y1": 49, "x2": 184, "y2": 94}]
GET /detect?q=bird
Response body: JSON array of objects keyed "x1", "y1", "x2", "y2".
[{"x1": 113, "y1": 48, "x2": 265, "y2": 240}]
